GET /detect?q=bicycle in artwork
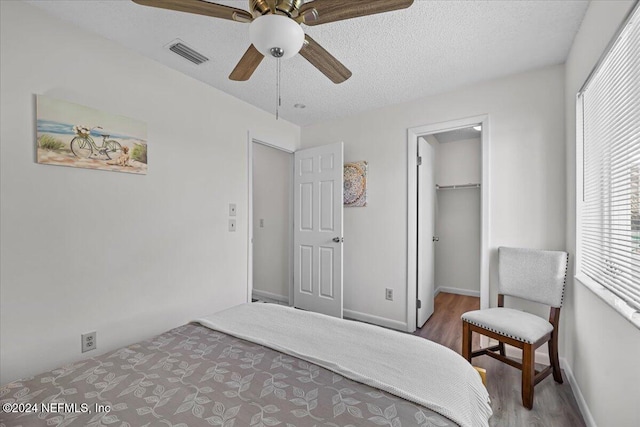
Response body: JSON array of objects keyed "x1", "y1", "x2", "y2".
[{"x1": 70, "y1": 125, "x2": 122, "y2": 160}]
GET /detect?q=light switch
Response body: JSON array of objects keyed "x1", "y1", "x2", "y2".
[
  {"x1": 228, "y1": 219, "x2": 236, "y2": 232},
  {"x1": 229, "y1": 204, "x2": 237, "y2": 216},
  {"x1": 260, "y1": 219, "x2": 264, "y2": 228}
]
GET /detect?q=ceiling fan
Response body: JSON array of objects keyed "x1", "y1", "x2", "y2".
[{"x1": 132, "y1": 0, "x2": 414, "y2": 84}]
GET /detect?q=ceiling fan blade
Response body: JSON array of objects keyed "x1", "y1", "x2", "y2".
[
  {"x1": 132, "y1": 0, "x2": 253, "y2": 22},
  {"x1": 229, "y1": 45, "x2": 264, "y2": 81},
  {"x1": 300, "y1": 0, "x2": 413, "y2": 26},
  {"x1": 299, "y1": 35, "x2": 352, "y2": 84}
]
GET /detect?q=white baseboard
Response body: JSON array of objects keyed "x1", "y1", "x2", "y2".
[
  {"x1": 252, "y1": 289, "x2": 289, "y2": 304},
  {"x1": 343, "y1": 309, "x2": 407, "y2": 332},
  {"x1": 252, "y1": 295, "x2": 406, "y2": 332},
  {"x1": 560, "y1": 357, "x2": 596, "y2": 427},
  {"x1": 434, "y1": 286, "x2": 480, "y2": 298}
]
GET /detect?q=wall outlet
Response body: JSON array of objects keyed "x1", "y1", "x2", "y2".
[
  {"x1": 228, "y1": 219, "x2": 236, "y2": 232},
  {"x1": 229, "y1": 203, "x2": 236, "y2": 216},
  {"x1": 259, "y1": 219, "x2": 264, "y2": 228},
  {"x1": 82, "y1": 331, "x2": 96, "y2": 353},
  {"x1": 385, "y1": 288, "x2": 393, "y2": 301}
]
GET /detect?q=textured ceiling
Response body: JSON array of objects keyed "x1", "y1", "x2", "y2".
[{"x1": 28, "y1": 0, "x2": 589, "y2": 126}]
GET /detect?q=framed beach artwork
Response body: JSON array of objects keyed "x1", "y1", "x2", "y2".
[
  {"x1": 36, "y1": 95, "x2": 147, "y2": 174},
  {"x1": 344, "y1": 160, "x2": 368, "y2": 207}
]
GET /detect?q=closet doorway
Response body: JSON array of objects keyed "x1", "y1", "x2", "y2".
[
  {"x1": 420, "y1": 128, "x2": 482, "y2": 327},
  {"x1": 407, "y1": 116, "x2": 490, "y2": 332},
  {"x1": 250, "y1": 140, "x2": 293, "y2": 305}
]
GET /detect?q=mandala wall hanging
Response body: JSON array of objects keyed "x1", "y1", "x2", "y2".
[{"x1": 344, "y1": 161, "x2": 368, "y2": 207}]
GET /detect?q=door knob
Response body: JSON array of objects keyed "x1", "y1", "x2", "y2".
[
  {"x1": 433, "y1": 236, "x2": 439, "y2": 242},
  {"x1": 333, "y1": 237, "x2": 344, "y2": 243}
]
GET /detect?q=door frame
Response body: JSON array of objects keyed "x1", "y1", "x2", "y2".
[
  {"x1": 247, "y1": 132, "x2": 295, "y2": 305},
  {"x1": 406, "y1": 115, "x2": 490, "y2": 332}
]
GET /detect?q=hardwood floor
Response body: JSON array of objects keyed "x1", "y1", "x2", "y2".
[{"x1": 415, "y1": 292, "x2": 586, "y2": 427}]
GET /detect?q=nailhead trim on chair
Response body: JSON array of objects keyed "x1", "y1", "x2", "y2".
[
  {"x1": 461, "y1": 317, "x2": 536, "y2": 344},
  {"x1": 559, "y1": 254, "x2": 568, "y2": 307}
]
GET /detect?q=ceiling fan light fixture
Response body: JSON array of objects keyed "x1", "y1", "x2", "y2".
[{"x1": 249, "y1": 14, "x2": 304, "y2": 60}]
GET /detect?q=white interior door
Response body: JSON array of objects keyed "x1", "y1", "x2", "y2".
[
  {"x1": 293, "y1": 142, "x2": 344, "y2": 318},
  {"x1": 417, "y1": 138, "x2": 435, "y2": 327}
]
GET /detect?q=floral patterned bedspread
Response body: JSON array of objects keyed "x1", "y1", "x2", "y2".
[{"x1": 0, "y1": 323, "x2": 457, "y2": 426}]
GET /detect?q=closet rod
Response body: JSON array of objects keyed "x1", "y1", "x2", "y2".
[{"x1": 436, "y1": 183, "x2": 481, "y2": 190}]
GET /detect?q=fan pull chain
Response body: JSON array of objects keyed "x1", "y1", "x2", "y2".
[{"x1": 275, "y1": 57, "x2": 282, "y2": 120}]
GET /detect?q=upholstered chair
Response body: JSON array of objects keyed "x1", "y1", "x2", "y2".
[{"x1": 461, "y1": 247, "x2": 569, "y2": 409}]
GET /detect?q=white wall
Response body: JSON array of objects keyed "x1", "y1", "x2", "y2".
[
  {"x1": 301, "y1": 65, "x2": 565, "y2": 328},
  {"x1": 434, "y1": 136, "x2": 482, "y2": 186},
  {"x1": 563, "y1": 1, "x2": 640, "y2": 426},
  {"x1": 435, "y1": 188, "x2": 481, "y2": 295},
  {"x1": 0, "y1": 1, "x2": 299, "y2": 385},
  {"x1": 252, "y1": 143, "x2": 292, "y2": 301}
]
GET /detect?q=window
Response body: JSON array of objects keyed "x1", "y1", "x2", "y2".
[{"x1": 577, "y1": 4, "x2": 640, "y2": 322}]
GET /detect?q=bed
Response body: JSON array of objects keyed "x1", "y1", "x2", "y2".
[{"x1": 0, "y1": 303, "x2": 492, "y2": 426}]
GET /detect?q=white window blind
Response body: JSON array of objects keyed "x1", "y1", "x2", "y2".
[{"x1": 578, "y1": 4, "x2": 640, "y2": 312}]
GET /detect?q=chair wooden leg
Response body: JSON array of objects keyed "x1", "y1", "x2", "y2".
[
  {"x1": 549, "y1": 331, "x2": 563, "y2": 384},
  {"x1": 522, "y1": 343, "x2": 535, "y2": 409},
  {"x1": 498, "y1": 341, "x2": 505, "y2": 356},
  {"x1": 462, "y1": 321, "x2": 472, "y2": 362}
]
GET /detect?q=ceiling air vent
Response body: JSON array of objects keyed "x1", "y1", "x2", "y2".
[{"x1": 168, "y1": 40, "x2": 209, "y2": 65}]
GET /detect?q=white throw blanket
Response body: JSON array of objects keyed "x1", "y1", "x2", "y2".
[{"x1": 196, "y1": 303, "x2": 492, "y2": 427}]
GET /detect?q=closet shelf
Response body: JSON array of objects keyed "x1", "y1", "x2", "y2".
[{"x1": 436, "y1": 183, "x2": 481, "y2": 190}]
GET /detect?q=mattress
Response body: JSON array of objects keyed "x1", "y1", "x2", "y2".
[{"x1": 1, "y1": 303, "x2": 491, "y2": 426}]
